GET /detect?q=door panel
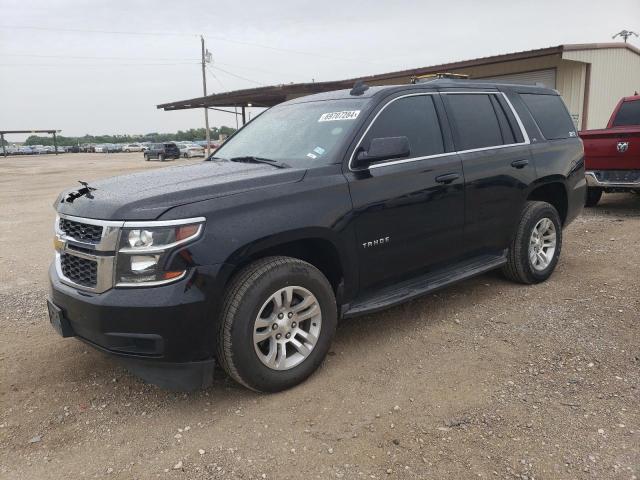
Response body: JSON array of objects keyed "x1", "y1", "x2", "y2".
[
  {"x1": 442, "y1": 92, "x2": 534, "y2": 254},
  {"x1": 459, "y1": 145, "x2": 534, "y2": 253},
  {"x1": 347, "y1": 154, "x2": 464, "y2": 292}
]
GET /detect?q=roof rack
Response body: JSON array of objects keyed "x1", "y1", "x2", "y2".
[{"x1": 410, "y1": 72, "x2": 469, "y2": 84}]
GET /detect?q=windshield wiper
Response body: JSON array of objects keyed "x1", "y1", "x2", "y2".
[{"x1": 229, "y1": 156, "x2": 290, "y2": 169}]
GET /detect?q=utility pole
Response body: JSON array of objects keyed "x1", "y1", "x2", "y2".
[{"x1": 201, "y1": 35, "x2": 212, "y2": 157}]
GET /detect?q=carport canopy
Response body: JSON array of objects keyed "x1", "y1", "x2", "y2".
[{"x1": 0, "y1": 129, "x2": 61, "y2": 157}]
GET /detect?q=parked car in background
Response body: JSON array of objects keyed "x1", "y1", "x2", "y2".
[
  {"x1": 179, "y1": 142, "x2": 205, "y2": 158},
  {"x1": 18, "y1": 146, "x2": 33, "y2": 155},
  {"x1": 32, "y1": 145, "x2": 48, "y2": 154},
  {"x1": 56, "y1": 146, "x2": 66, "y2": 153},
  {"x1": 48, "y1": 79, "x2": 585, "y2": 391},
  {"x1": 143, "y1": 142, "x2": 180, "y2": 161},
  {"x1": 580, "y1": 94, "x2": 640, "y2": 206},
  {"x1": 123, "y1": 143, "x2": 143, "y2": 153},
  {"x1": 195, "y1": 140, "x2": 220, "y2": 150},
  {"x1": 94, "y1": 144, "x2": 108, "y2": 153}
]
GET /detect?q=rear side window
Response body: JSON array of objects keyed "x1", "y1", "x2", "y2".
[
  {"x1": 444, "y1": 94, "x2": 504, "y2": 150},
  {"x1": 612, "y1": 100, "x2": 640, "y2": 127},
  {"x1": 520, "y1": 93, "x2": 576, "y2": 140},
  {"x1": 363, "y1": 95, "x2": 444, "y2": 159}
]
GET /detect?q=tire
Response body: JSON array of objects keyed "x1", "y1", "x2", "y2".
[
  {"x1": 585, "y1": 188, "x2": 602, "y2": 207},
  {"x1": 144, "y1": 154, "x2": 149, "y2": 161},
  {"x1": 183, "y1": 152, "x2": 188, "y2": 158},
  {"x1": 158, "y1": 154, "x2": 165, "y2": 162},
  {"x1": 502, "y1": 201, "x2": 562, "y2": 285},
  {"x1": 216, "y1": 256, "x2": 337, "y2": 392}
]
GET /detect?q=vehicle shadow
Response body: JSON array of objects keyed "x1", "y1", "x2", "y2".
[{"x1": 583, "y1": 192, "x2": 640, "y2": 217}]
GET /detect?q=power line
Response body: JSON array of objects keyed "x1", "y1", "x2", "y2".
[
  {"x1": 205, "y1": 65, "x2": 226, "y2": 90},
  {"x1": 0, "y1": 53, "x2": 200, "y2": 61},
  {"x1": 210, "y1": 65, "x2": 267, "y2": 86},
  {"x1": 0, "y1": 24, "x2": 381, "y2": 65},
  {"x1": 0, "y1": 62, "x2": 199, "y2": 67},
  {"x1": 0, "y1": 24, "x2": 194, "y2": 37}
]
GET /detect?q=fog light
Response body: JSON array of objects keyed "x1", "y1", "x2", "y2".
[{"x1": 130, "y1": 255, "x2": 158, "y2": 272}]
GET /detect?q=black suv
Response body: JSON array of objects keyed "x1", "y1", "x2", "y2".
[
  {"x1": 143, "y1": 142, "x2": 180, "y2": 161},
  {"x1": 48, "y1": 79, "x2": 585, "y2": 392}
]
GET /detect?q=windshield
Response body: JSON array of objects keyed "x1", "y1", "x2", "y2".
[{"x1": 215, "y1": 99, "x2": 366, "y2": 168}]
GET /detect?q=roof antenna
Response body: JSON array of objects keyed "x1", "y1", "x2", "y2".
[{"x1": 350, "y1": 80, "x2": 369, "y2": 96}]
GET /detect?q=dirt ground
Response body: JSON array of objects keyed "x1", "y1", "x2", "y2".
[{"x1": 1, "y1": 153, "x2": 638, "y2": 480}]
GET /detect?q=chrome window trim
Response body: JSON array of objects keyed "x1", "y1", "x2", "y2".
[{"x1": 348, "y1": 91, "x2": 530, "y2": 172}]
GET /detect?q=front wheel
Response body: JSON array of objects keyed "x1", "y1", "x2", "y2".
[
  {"x1": 216, "y1": 257, "x2": 337, "y2": 392},
  {"x1": 585, "y1": 188, "x2": 603, "y2": 207},
  {"x1": 144, "y1": 154, "x2": 149, "y2": 161},
  {"x1": 502, "y1": 201, "x2": 562, "y2": 284}
]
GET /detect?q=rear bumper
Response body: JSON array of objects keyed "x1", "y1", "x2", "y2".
[
  {"x1": 586, "y1": 170, "x2": 640, "y2": 189},
  {"x1": 48, "y1": 262, "x2": 227, "y2": 388}
]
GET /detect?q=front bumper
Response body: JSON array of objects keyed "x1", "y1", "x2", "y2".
[
  {"x1": 48, "y1": 263, "x2": 226, "y2": 388},
  {"x1": 585, "y1": 170, "x2": 640, "y2": 189}
]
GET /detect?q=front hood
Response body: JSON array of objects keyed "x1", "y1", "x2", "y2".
[{"x1": 55, "y1": 160, "x2": 306, "y2": 220}]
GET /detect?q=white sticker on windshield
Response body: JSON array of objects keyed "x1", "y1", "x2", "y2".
[{"x1": 318, "y1": 110, "x2": 361, "y2": 122}]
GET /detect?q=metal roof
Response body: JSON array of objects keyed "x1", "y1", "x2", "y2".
[{"x1": 157, "y1": 42, "x2": 640, "y2": 111}]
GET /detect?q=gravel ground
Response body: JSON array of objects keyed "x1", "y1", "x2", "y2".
[{"x1": 0, "y1": 153, "x2": 638, "y2": 479}]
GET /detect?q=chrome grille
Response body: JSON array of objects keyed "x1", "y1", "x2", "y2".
[
  {"x1": 60, "y1": 253, "x2": 98, "y2": 288},
  {"x1": 59, "y1": 218, "x2": 103, "y2": 243}
]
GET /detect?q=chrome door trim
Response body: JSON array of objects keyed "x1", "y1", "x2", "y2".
[{"x1": 348, "y1": 91, "x2": 530, "y2": 172}]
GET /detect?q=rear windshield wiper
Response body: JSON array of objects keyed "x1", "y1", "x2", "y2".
[{"x1": 229, "y1": 156, "x2": 290, "y2": 169}]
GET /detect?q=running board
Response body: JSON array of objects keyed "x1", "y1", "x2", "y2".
[{"x1": 342, "y1": 253, "x2": 507, "y2": 318}]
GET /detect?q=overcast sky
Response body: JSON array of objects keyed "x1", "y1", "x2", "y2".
[{"x1": 1, "y1": 0, "x2": 639, "y2": 141}]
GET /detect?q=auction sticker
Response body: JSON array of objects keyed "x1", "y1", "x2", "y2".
[{"x1": 318, "y1": 110, "x2": 360, "y2": 122}]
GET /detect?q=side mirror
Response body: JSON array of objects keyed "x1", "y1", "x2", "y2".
[{"x1": 354, "y1": 136, "x2": 410, "y2": 168}]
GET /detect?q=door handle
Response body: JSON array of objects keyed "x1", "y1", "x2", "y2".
[
  {"x1": 435, "y1": 173, "x2": 460, "y2": 184},
  {"x1": 511, "y1": 159, "x2": 529, "y2": 169}
]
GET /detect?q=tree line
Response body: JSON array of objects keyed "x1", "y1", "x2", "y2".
[{"x1": 23, "y1": 127, "x2": 237, "y2": 146}]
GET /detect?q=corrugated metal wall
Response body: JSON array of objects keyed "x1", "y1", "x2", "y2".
[
  {"x1": 563, "y1": 48, "x2": 640, "y2": 129},
  {"x1": 367, "y1": 46, "x2": 639, "y2": 131},
  {"x1": 556, "y1": 61, "x2": 586, "y2": 129}
]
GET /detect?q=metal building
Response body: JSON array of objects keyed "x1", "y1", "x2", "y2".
[{"x1": 158, "y1": 42, "x2": 640, "y2": 131}]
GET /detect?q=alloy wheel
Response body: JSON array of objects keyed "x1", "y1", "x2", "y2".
[
  {"x1": 253, "y1": 286, "x2": 322, "y2": 370},
  {"x1": 529, "y1": 217, "x2": 556, "y2": 271}
]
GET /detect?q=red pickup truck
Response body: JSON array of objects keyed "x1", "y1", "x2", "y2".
[{"x1": 580, "y1": 94, "x2": 640, "y2": 206}]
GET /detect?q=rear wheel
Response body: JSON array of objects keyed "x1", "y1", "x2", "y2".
[
  {"x1": 216, "y1": 257, "x2": 337, "y2": 392},
  {"x1": 502, "y1": 201, "x2": 562, "y2": 284},
  {"x1": 585, "y1": 188, "x2": 602, "y2": 207}
]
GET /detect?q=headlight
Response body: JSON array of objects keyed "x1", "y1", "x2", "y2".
[{"x1": 115, "y1": 219, "x2": 204, "y2": 286}]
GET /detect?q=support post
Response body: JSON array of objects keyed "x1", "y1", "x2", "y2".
[
  {"x1": 201, "y1": 35, "x2": 211, "y2": 158},
  {"x1": 1, "y1": 133, "x2": 6, "y2": 157},
  {"x1": 241, "y1": 107, "x2": 246, "y2": 125},
  {"x1": 53, "y1": 131, "x2": 58, "y2": 155}
]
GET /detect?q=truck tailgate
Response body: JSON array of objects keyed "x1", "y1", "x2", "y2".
[{"x1": 580, "y1": 127, "x2": 640, "y2": 170}]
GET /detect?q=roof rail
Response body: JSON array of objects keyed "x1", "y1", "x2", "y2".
[{"x1": 410, "y1": 72, "x2": 469, "y2": 84}]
